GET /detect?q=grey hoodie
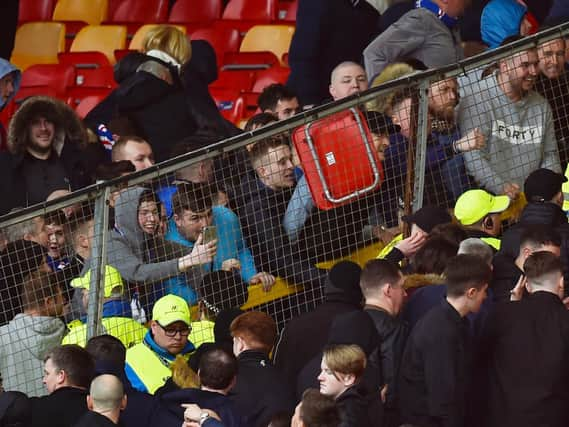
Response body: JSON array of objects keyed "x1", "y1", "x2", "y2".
[
  {"x1": 107, "y1": 186, "x2": 181, "y2": 284},
  {"x1": 363, "y1": 7, "x2": 463, "y2": 81},
  {"x1": 0, "y1": 314, "x2": 66, "y2": 397},
  {"x1": 0, "y1": 58, "x2": 20, "y2": 111},
  {"x1": 458, "y1": 73, "x2": 561, "y2": 194}
]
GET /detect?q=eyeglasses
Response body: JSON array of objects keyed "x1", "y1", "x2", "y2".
[{"x1": 157, "y1": 322, "x2": 191, "y2": 338}]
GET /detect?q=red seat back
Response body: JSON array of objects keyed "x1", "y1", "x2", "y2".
[
  {"x1": 191, "y1": 25, "x2": 241, "y2": 69},
  {"x1": 17, "y1": 64, "x2": 75, "y2": 102},
  {"x1": 222, "y1": 0, "x2": 277, "y2": 21},
  {"x1": 75, "y1": 94, "x2": 107, "y2": 118},
  {"x1": 19, "y1": 0, "x2": 56, "y2": 23},
  {"x1": 252, "y1": 66, "x2": 291, "y2": 92},
  {"x1": 110, "y1": 0, "x2": 168, "y2": 22},
  {"x1": 169, "y1": 0, "x2": 222, "y2": 25},
  {"x1": 210, "y1": 88, "x2": 244, "y2": 124}
]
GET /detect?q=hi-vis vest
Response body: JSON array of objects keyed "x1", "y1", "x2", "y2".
[
  {"x1": 63, "y1": 317, "x2": 147, "y2": 348},
  {"x1": 480, "y1": 236, "x2": 501, "y2": 251},
  {"x1": 563, "y1": 163, "x2": 569, "y2": 212},
  {"x1": 376, "y1": 234, "x2": 403, "y2": 259},
  {"x1": 126, "y1": 343, "x2": 190, "y2": 394}
]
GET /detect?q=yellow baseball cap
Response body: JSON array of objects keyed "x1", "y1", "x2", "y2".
[
  {"x1": 152, "y1": 294, "x2": 191, "y2": 326},
  {"x1": 71, "y1": 265, "x2": 124, "y2": 298},
  {"x1": 454, "y1": 189, "x2": 510, "y2": 225}
]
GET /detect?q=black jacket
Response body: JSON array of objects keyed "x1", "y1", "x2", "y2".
[
  {"x1": 229, "y1": 350, "x2": 295, "y2": 427},
  {"x1": 73, "y1": 412, "x2": 119, "y2": 427},
  {"x1": 238, "y1": 175, "x2": 326, "y2": 287},
  {"x1": 364, "y1": 306, "x2": 408, "y2": 409},
  {"x1": 480, "y1": 292, "x2": 569, "y2": 427},
  {"x1": 490, "y1": 253, "x2": 522, "y2": 303},
  {"x1": 398, "y1": 300, "x2": 472, "y2": 427},
  {"x1": 274, "y1": 299, "x2": 361, "y2": 384},
  {"x1": 337, "y1": 384, "x2": 383, "y2": 427},
  {"x1": 499, "y1": 202, "x2": 569, "y2": 286},
  {"x1": 158, "y1": 388, "x2": 244, "y2": 427},
  {"x1": 287, "y1": 0, "x2": 380, "y2": 105},
  {"x1": 31, "y1": 387, "x2": 89, "y2": 427}
]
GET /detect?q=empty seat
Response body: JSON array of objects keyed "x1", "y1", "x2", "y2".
[
  {"x1": 169, "y1": 0, "x2": 222, "y2": 26},
  {"x1": 19, "y1": 0, "x2": 56, "y2": 23},
  {"x1": 210, "y1": 88, "x2": 244, "y2": 124},
  {"x1": 129, "y1": 24, "x2": 186, "y2": 51},
  {"x1": 108, "y1": 0, "x2": 168, "y2": 35},
  {"x1": 10, "y1": 22, "x2": 65, "y2": 71},
  {"x1": 16, "y1": 64, "x2": 75, "y2": 102},
  {"x1": 70, "y1": 25, "x2": 127, "y2": 64},
  {"x1": 191, "y1": 25, "x2": 241, "y2": 69},
  {"x1": 222, "y1": 0, "x2": 277, "y2": 21},
  {"x1": 251, "y1": 66, "x2": 291, "y2": 92},
  {"x1": 53, "y1": 0, "x2": 108, "y2": 24},
  {"x1": 239, "y1": 25, "x2": 294, "y2": 66},
  {"x1": 211, "y1": 70, "x2": 257, "y2": 92}
]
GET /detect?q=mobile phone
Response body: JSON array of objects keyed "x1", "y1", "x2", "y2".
[{"x1": 202, "y1": 226, "x2": 217, "y2": 244}]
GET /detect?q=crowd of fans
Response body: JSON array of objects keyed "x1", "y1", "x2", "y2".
[{"x1": 0, "y1": 0, "x2": 569, "y2": 426}]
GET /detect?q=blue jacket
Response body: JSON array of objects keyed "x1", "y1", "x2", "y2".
[
  {"x1": 166, "y1": 205, "x2": 258, "y2": 283},
  {"x1": 481, "y1": 0, "x2": 527, "y2": 49}
]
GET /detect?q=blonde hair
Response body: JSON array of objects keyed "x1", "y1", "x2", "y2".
[
  {"x1": 171, "y1": 355, "x2": 200, "y2": 388},
  {"x1": 142, "y1": 25, "x2": 191, "y2": 65},
  {"x1": 323, "y1": 344, "x2": 366, "y2": 380},
  {"x1": 365, "y1": 63, "x2": 416, "y2": 113}
]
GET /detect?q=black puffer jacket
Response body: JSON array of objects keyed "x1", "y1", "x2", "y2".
[{"x1": 499, "y1": 202, "x2": 569, "y2": 287}]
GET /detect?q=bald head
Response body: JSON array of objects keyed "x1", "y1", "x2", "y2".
[
  {"x1": 329, "y1": 62, "x2": 368, "y2": 100},
  {"x1": 89, "y1": 375, "x2": 125, "y2": 413}
]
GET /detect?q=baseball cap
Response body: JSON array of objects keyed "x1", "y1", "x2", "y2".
[
  {"x1": 71, "y1": 265, "x2": 124, "y2": 298},
  {"x1": 401, "y1": 205, "x2": 452, "y2": 233},
  {"x1": 454, "y1": 189, "x2": 510, "y2": 225},
  {"x1": 524, "y1": 168, "x2": 567, "y2": 202},
  {"x1": 152, "y1": 294, "x2": 191, "y2": 327}
]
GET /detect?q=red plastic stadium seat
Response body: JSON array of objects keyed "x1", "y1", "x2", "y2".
[
  {"x1": 251, "y1": 66, "x2": 291, "y2": 92},
  {"x1": 16, "y1": 64, "x2": 75, "y2": 103},
  {"x1": 59, "y1": 52, "x2": 112, "y2": 75},
  {"x1": 19, "y1": 0, "x2": 56, "y2": 23},
  {"x1": 66, "y1": 87, "x2": 113, "y2": 109},
  {"x1": 107, "y1": 0, "x2": 168, "y2": 35},
  {"x1": 210, "y1": 88, "x2": 244, "y2": 124},
  {"x1": 277, "y1": 0, "x2": 298, "y2": 21},
  {"x1": 169, "y1": 0, "x2": 222, "y2": 26},
  {"x1": 222, "y1": 0, "x2": 277, "y2": 21},
  {"x1": 210, "y1": 70, "x2": 257, "y2": 92},
  {"x1": 190, "y1": 25, "x2": 241, "y2": 69},
  {"x1": 75, "y1": 94, "x2": 108, "y2": 118},
  {"x1": 222, "y1": 52, "x2": 279, "y2": 70}
]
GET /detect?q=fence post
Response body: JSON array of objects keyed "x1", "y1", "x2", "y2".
[
  {"x1": 86, "y1": 185, "x2": 111, "y2": 341},
  {"x1": 412, "y1": 79, "x2": 431, "y2": 212}
]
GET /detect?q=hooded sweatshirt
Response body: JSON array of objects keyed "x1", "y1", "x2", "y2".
[
  {"x1": 0, "y1": 58, "x2": 20, "y2": 111},
  {"x1": 0, "y1": 314, "x2": 66, "y2": 397},
  {"x1": 458, "y1": 73, "x2": 561, "y2": 194},
  {"x1": 107, "y1": 187, "x2": 181, "y2": 284},
  {"x1": 104, "y1": 187, "x2": 205, "y2": 312},
  {"x1": 0, "y1": 59, "x2": 20, "y2": 153},
  {"x1": 481, "y1": 0, "x2": 527, "y2": 49}
]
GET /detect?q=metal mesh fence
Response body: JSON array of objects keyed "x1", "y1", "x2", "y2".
[{"x1": 0, "y1": 23, "x2": 568, "y2": 396}]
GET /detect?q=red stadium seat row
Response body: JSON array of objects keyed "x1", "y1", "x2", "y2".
[{"x1": 19, "y1": 0, "x2": 298, "y2": 28}]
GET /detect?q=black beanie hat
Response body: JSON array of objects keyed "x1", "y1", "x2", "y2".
[{"x1": 324, "y1": 261, "x2": 363, "y2": 305}]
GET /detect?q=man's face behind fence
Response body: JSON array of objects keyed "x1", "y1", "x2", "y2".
[
  {"x1": 538, "y1": 38, "x2": 566, "y2": 80},
  {"x1": 500, "y1": 49, "x2": 539, "y2": 97}
]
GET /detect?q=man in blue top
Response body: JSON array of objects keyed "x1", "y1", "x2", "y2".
[{"x1": 167, "y1": 182, "x2": 275, "y2": 291}]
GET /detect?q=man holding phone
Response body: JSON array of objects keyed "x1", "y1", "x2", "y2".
[{"x1": 168, "y1": 182, "x2": 275, "y2": 291}]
